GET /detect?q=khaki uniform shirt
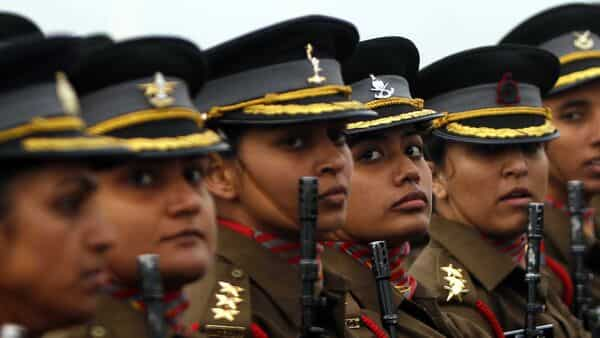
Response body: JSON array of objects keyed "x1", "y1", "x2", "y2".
[
  {"x1": 544, "y1": 202, "x2": 600, "y2": 307},
  {"x1": 183, "y1": 226, "x2": 390, "y2": 338},
  {"x1": 409, "y1": 215, "x2": 590, "y2": 338},
  {"x1": 321, "y1": 248, "x2": 493, "y2": 337},
  {"x1": 43, "y1": 295, "x2": 202, "y2": 338}
]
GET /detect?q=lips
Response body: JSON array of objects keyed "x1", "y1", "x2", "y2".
[
  {"x1": 160, "y1": 229, "x2": 205, "y2": 242},
  {"x1": 80, "y1": 267, "x2": 110, "y2": 291},
  {"x1": 390, "y1": 191, "x2": 428, "y2": 211},
  {"x1": 499, "y1": 187, "x2": 533, "y2": 207},
  {"x1": 318, "y1": 185, "x2": 348, "y2": 206}
]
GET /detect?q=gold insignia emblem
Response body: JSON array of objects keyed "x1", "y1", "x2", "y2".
[
  {"x1": 138, "y1": 72, "x2": 178, "y2": 108},
  {"x1": 218, "y1": 281, "x2": 244, "y2": 297},
  {"x1": 55, "y1": 72, "x2": 80, "y2": 115},
  {"x1": 370, "y1": 74, "x2": 395, "y2": 99},
  {"x1": 215, "y1": 294, "x2": 243, "y2": 310},
  {"x1": 441, "y1": 264, "x2": 469, "y2": 302},
  {"x1": 574, "y1": 30, "x2": 594, "y2": 50},
  {"x1": 212, "y1": 308, "x2": 240, "y2": 322},
  {"x1": 305, "y1": 43, "x2": 326, "y2": 85}
]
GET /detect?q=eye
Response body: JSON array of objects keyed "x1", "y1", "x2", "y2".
[
  {"x1": 357, "y1": 148, "x2": 384, "y2": 163},
  {"x1": 185, "y1": 167, "x2": 203, "y2": 184},
  {"x1": 56, "y1": 193, "x2": 86, "y2": 217},
  {"x1": 406, "y1": 145, "x2": 424, "y2": 159},
  {"x1": 329, "y1": 129, "x2": 347, "y2": 146},
  {"x1": 282, "y1": 136, "x2": 305, "y2": 149},
  {"x1": 559, "y1": 111, "x2": 583, "y2": 122},
  {"x1": 520, "y1": 143, "x2": 543, "y2": 155},
  {"x1": 129, "y1": 170, "x2": 156, "y2": 187}
]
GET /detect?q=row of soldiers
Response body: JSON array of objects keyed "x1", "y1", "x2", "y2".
[{"x1": 1, "y1": 2, "x2": 600, "y2": 338}]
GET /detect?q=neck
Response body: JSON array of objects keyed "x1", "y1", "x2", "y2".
[
  {"x1": 215, "y1": 202, "x2": 299, "y2": 241},
  {"x1": 547, "y1": 176, "x2": 569, "y2": 205}
]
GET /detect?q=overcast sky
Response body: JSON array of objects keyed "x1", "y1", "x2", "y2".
[{"x1": 4, "y1": 0, "x2": 588, "y2": 67}]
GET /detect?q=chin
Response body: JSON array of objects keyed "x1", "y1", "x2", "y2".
[
  {"x1": 582, "y1": 177, "x2": 600, "y2": 194},
  {"x1": 161, "y1": 254, "x2": 211, "y2": 286},
  {"x1": 316, "y1": 212, "x2": 346, "y2": 233}
]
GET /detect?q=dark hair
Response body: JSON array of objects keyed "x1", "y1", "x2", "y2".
[
  {"x1": 0, "y1": 161, "x2": 39, "y2": 217},
  {"x1": 424, "y1": 133, "x2": 447, "y2": 166}
]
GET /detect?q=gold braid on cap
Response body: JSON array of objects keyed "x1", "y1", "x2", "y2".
[
  {"x1": 204, "y1": 85, "x2": 361, "y2": 119},
  {"x1": 559, "y1": 50, "x2": 600, "y2": 65},
  {"x1": 365, "y1": 97, "x2": 424, "y2": 110},
  {"x1": 22, "y1": 136, "x2": 123, "y2": 152},
  {"x1": 0, "y1": 116, "x2": 84, "y2": 144},
  {"x1": 554, "y1": 67, "x2": 600, "y2": 89},
  {"x1": 347, "y1": 109, "x2": 439, "y2": 130},
  {"x1": 432, "y1": 106, "x2": 556, "y2": 139},
  {"x1": 87, "y1": 107, "x2": 204, "y2": 135}
]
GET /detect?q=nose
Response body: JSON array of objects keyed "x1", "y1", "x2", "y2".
[
  {"x1": 501, "y1": 149, "x2": 529, "y2": 179},
  {"x1": 165, "y1": 176, "x2": 203, "y2": 218},
  {"x1": 392, "y1": 156, "x2": 421, "y2": 187},
  {"x1": 314, "y1": 135, "x2": 350, "y2": 177},
  {"x1": 85, "y1": 206, "x2": 115, "y2": 255}
]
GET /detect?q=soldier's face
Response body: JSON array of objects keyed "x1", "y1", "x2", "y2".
[
  {"x1": 0, "y1": 164, "x2": 113, "y2": 333},
  {"x1": 544, "y1": 81, "x2": 600, "y2": 197},
  {"x1": 215, "y1": 122, "x2": 353, "y2": 238},
  {"x1": 433, "y1": 142, "x2": 548, "y2": 238},
  {"x1": 95, "y1": 157, "x2": 217, "y2": 289},
  {"x1": 340, "y1": 128, "x2": 432, "y2": 245}
]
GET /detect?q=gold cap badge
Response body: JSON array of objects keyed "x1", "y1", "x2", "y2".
[
  {"x1": 306, "y1": 43, "x2": 326, "y2": 85},
  {"x1": 441, "y1": 264, "x2": 469, "y2": 302},
  {"x1": 138, "y1": 72, "x2": 178, "y2": 108},
  {"x1": 56, "y1": 72, "x2": 80, "y2": 115},
  {"x1": 574, "y1": 30, "x2": 594, "y2": 50}
]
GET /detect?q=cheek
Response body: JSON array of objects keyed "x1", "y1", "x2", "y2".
[
  {"x1": 347, "y1": 167, "x2": 383, "y2": 224},
  {"x1": 528, "y1": 154, "x2": 549, "y2": 198}
]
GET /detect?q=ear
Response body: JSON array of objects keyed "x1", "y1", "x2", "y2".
[
  {"x1": 430, "y1": 161, "x2": 448, "y2": 201},
  {"x1": 203, "y1": 154, "x2": 240, "y2": 201}
]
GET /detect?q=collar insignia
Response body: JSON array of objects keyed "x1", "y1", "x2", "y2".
[
  {"x1": 574, "y1": 30, "x2": 594, "y2": 50},
  {"x1": 441, "y1": 264, "x2": 469, "y2": 302},
  {"x1": 138, "y1": 72, "x2": 178, "y2": 108},
  {"x1": 212, "y1": 281, "x2": 245, "y2": 322},
  {"x1": 56, "y1": 72, "x2": 80, "y2": 115},
  {"x1": 369, "y1": 74, "x2": 395, "y2": 99},
  {"x1": 305, "y1": 43, "x2": 326, "y2": 85}
]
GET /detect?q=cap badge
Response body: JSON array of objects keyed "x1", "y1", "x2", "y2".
[
  {"x1": 55, "y1": 72, "x2": 81, "y2": 115},
  {"x1": 496, "y1": 72, "x2": 520, "y2": 105},
  {"x1": 441, "y1": 264, "x2": 469, "y2": 302},
  {"x1": 369, "y1": 74, "x2": 395, "y2": 99},
  {"x1": 305, "y1": 43, "x2": 326, "y2": 85},
  {"x1": 574, "y1": 30, "x2": 594, "y2": 50},
  {"x1": 138, "y1": 72, "x2": 178, "y2": 108}
]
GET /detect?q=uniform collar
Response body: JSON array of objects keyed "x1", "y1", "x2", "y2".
[{"x1": 428, "y1": 215, "x2": 519, "y2": 291}]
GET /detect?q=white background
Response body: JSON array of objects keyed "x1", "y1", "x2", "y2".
[{"x1": 3, "y1": 0, "x2": 589, "y2": 67}]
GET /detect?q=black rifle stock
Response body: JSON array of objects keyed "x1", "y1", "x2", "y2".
[
  {"x1": 568, "y1": 180, "x2": 592, "y2": 323},
  {"x1": 369, "y1": 240, "x2": 398, "y2": 338},
  {"x1": 299, "y1": 177, "x2": 324, "y2": 338},
  {"x1": 0, "y1": 324, "x2": 26, "y2": 338},
  {"x1": 137, "y1": 254, "x2": 167, "y2": 338}
]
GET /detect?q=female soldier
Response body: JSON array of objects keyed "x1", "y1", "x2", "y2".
[
  {"x1": 43, "y1": 37, "x2": 229, "y2": 338},
  {"x1": 501, "y1": 3, "x2": 600, "y2": 307},
  {"x1": 322, "y1": 36, "x2": 490, "y2": 337},
  {"x1": 183, "y1": 16, "x2": 406, "y2": 338},
  {"x1": 409, "y1": 45, "x2": 589, "y2": 337},
  {"x1": 0, "y1": 34, "x2": 129, "y2": 336}
]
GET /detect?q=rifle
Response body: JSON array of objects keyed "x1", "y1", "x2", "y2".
[
  {"x1": 299, "y1": 177, "x2": 325, "y2": 338},
  {"x1": 0, "y1": 324, "x2": 26, "y2": 338},
  {"x1": 137, "y1": 254, "x2": 167, "y2": 338},
  {"x1": 369, "y1": 240, "x2": 399, "y2": 338},
  {"x1": 505, "y1": 203, "x2": 553, "y2": 338},
  {"x1": 567, "y1": 180, "x2": 592, "y2": 322}
]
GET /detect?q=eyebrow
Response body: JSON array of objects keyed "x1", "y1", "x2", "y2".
[{"x1": 559, "y1": 99, "x2": 589, "y2": 111}]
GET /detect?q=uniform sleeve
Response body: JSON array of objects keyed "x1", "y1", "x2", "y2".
[{"x1": 444, "y1": 311, "x2": 496, "y2": 338}]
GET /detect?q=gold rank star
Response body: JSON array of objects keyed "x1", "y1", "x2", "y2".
[
  {"x1": 215, "y1": 293, "x2": 243, "y2": 309},
  {"x1": 212, "y1": 308, "x2": 240, "y2": 322},
  {"x1": 138, "y1": 72, "x2": 178, "y2": 108},
  {"x1": 441, "y1": 264, "x2": 469, "y2": 302},
  {"x1": 218, "y1": 281, "x2": 244, "y2": 297},
  {"x1": 440, "y1": 264, "x2": 464, "y2": 278}
]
